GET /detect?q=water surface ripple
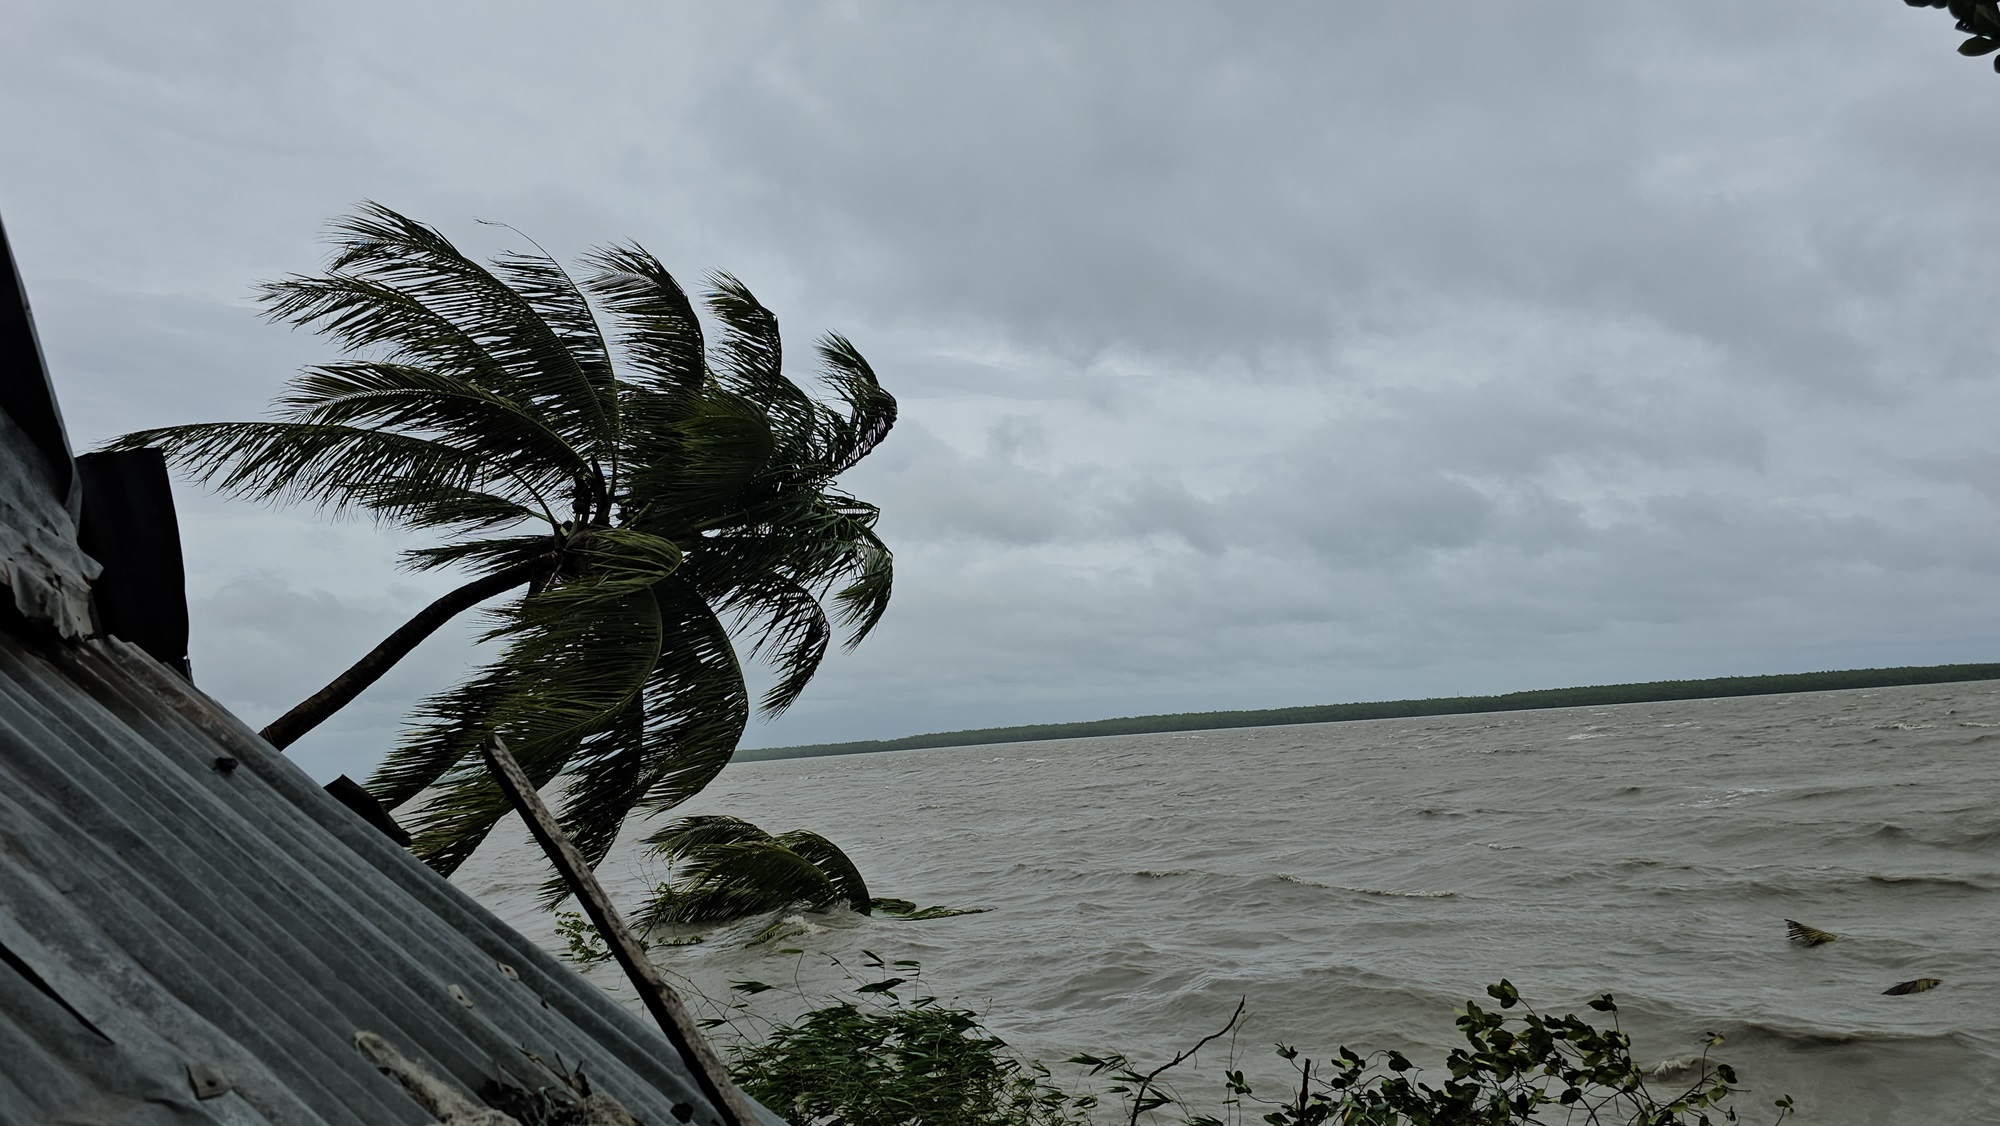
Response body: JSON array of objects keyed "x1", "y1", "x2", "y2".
[{"x1": 464, "y1": 680, "x2": 2000, "y2": 1122}]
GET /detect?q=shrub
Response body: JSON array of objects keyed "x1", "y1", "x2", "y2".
[
  {"x1": 725, "y1": 953, "x2": 1094, "y2": 1126},
  {"x1": 1162, "y1": 981, "x2": 1792, "y2": 1126},
  {"x1": 722, "y1": 966, "x2": 1792, "y2": 1126}
]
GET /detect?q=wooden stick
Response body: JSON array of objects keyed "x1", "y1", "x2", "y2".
[{"x1": 481, "y1": 735, "x2": 757, "y2": 1126}]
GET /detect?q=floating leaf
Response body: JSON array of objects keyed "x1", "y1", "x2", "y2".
[
  {"x1": 869, "y1": 897, "x2": 991, "y2": 920},
  {"x1": 1882, "y1": 977, "x2": 1943, "y2": 995}
]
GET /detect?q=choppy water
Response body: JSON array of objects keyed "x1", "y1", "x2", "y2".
[{"x1": 461, "y1": 680, "x2": 2000, "y2": 1123}]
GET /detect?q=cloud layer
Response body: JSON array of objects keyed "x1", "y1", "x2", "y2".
[{"x1": 6, "y1": 1, "x2": 1998, "y2": 779}]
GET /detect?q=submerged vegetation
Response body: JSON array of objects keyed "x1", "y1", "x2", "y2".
[
  {"x1": 635, "y1": 815, "x2": 990, "y2": 931},
  {"x1": 740, "y1": 661, "x2": 2000, "y2": 761},
  {"x1": 639, "y1": 815, "x2": 872, "y2": 927}
]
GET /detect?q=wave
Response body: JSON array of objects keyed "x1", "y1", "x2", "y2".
[
  {"x1": 1125, "y1": 868, "x2": 1455, "y2": 899},
  {"x1": 1717, "y1": 1017, "x2": 1986, "y2": 1053},
  {"x1": 1864, "y1": 873, "x2": 1996, "y2": 893}
]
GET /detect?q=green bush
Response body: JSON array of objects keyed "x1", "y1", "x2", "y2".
[
  {"x1": 721, "y1": 965, "x2": 1792, "y2": 1126},
  {"x1": 1149, "y1": 981, "x2": 1792, "y2": 1126},
  {"x1": 725, "y1": 954, "x2": 1094, "y2": 1126}
]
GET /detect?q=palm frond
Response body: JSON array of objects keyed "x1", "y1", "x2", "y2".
[
  {"x1": 402, "y1": 580, "x2": 667, "y2": 874},
  {"x1": 632, "y1": 578, "x2": 750, "y2": 816},
  {"x1": 829, "y1": 519, "x2": 894, "y2": 647},
  {"x1": 564, "y1": 525, "x2": 684, "y2": 587},
  {"x1": 632, "y1": 818, "x2": 870, "y2": 929},
  {"x1": 809, "y1": 333, "x2": 897, "y2": 477},
  {"x1": 257, "y1": 272, "x2": 516, "y2": 391},
  {"x1": 683, "y1": 493, "x2": 891, "y2": 642},
  {"x1": 1785, "y1": 919, "x2": 1840, "y2": 946},
  {"x1": 102, "y1": 421, "x2": 553, "y2": 520},
  {"x1": 703, "y1": 273, "x2": 817, "y2": 442},
  {"x1": 277, "y1": 362, "x2": 592, "y2": 489},
  {"x1": 718, "y1": 574, "x2": 830, "y2": 716},
  {"x1": 311, "y1": 203, "x2": 618, "y2": 458},
  {"x1": 643, "y1": 814, "x2": 776, "y2": 854},
  {"x1": 773, "y1": 829, "x2": 870, "y2": 913},
  {"x1": 581, "y1": 244, "x2": 707, "y2": 400},
  {"x1": 399, "y1": 533, "x2": 555, "y2": 575},
  {"x1": 368, "y1": 663, "x2": 520, "y2": 808},
  {"x1": 359, "y1": 480, "x2": 539, "y2": 534},
  {"x1": 640, "y1": 840, "x2": 838, "y2": 928},
  {"x1": 619, "y1": 390, "x2": 774, "y2": 530},
  {"x1": 487, "y1": 243, "x2": 620, "y2": 472}
]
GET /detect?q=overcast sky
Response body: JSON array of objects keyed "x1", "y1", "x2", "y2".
[{"x1": 6, "y1": 2, "x2": 1999, "y2": 783}]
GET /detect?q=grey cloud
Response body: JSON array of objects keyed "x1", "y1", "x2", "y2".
[{"x1": 7, "y1": 1, "x2": 2000, "y2": 770}]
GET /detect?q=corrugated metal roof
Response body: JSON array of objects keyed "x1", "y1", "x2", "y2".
[
  {"x1": 0, "y1": 210, "x2": 783, "y2": 1126},
  {"x1": 0, "y1": 628, "x2": 782, "y2": 1126}
]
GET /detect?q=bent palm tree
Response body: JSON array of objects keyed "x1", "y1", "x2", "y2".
[{"x1": 109, "y1": 204, "x2": 894, "y2": 873}]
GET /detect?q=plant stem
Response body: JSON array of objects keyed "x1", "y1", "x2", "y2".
[
  {"x1": 258, "y1": 561, "x2": 537, "y2": 749},
  {"x1": 1128, "y1": 998, "x2": 1246, "y2": 1126}
]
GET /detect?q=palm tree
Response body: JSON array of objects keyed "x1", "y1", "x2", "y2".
[{"x1": 109, "y1": 203, "x2": 895, "y2": 873}]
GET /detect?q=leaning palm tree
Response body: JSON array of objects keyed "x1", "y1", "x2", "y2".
[{"x1": 108, "y1": 203, "x2": 894, "y2": 873}]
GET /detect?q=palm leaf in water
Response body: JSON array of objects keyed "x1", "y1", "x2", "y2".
[
  {"x1": 1784, "y1": 919, "x2": 1841, "y2": 946},
  {"x1": 635, "y1": 815, "x2": 869, "y2": 929},
  {"x1": 1881, "y1": 977, "x2": 1943, "y2": 996}
]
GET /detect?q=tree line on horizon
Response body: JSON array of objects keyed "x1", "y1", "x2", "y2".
[{"x1": 739, "y1": 660, "x2": 2000, "y2": 761}]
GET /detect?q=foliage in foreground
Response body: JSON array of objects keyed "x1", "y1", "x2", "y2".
[
  {"x1": 722, "y1": 963, "x2": 1793, "y2": 1126},
  {"x1": 726, "y1": 954, "x2": 1091, "y2": 1126},
  {"x1": 1903, "y1": 0, "x2": 2000, "y2": 73}
]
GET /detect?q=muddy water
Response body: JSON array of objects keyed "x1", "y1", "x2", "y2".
[{"x1": 462, "y1": 680, "x2": 2000, "y2": 1122}]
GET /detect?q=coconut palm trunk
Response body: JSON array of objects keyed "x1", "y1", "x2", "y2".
[{"x1": 258, "y1": 559, "x2": 540, "y2": 748}]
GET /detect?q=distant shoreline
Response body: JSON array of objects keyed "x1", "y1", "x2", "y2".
[{"x1": 734, "y1": 661, "x2": 2000, "y2": 762}]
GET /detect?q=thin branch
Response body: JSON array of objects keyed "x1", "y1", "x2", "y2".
[{"x1": 1128, "y1": 998, "x2": 1247, "y2": 1126}]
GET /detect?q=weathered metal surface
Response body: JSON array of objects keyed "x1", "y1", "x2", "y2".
[
  {"x1": 0, "y1": 216, "x2": 78, "y2": 514},
  {"x1": 0, "y1": 404, "x2": 97, "y2": 639},
  {"x1": 0, "y1": 632, "x2": 787, "y2": 1126},
  {"x1": 0, "y1": 215, "x2": 96, "y2": 641},
  {"x1": 0, "y1": 212, "x2": 787, "y2": 1125}
]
